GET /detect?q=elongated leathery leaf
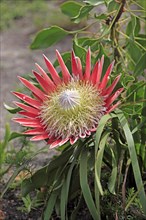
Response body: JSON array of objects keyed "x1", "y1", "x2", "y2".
[
  {"x1": 95, "y1": 131, "x2": 110, "y2": 219},
  {"x1": 108, "y1": 148, "x2": 118, "y2": 194},
  {"x1": 60, "y1": 146, "x2": 81, "y2": 220},
  {"x1": 60, "y1": 162, "x2": 75, "y2": 220},
  {"x1": 116, "y1": 109, "x2": 146, "y2": 214},
  {"x1": 95, "y1": 114, "x2": 116, "y2": 154},
  {"x1": 44, "y1": 189, "x2": 59, "y2": 220},
  {"x1": 80, "y1": 147, "x2": 100, "y2": 220},
  {"x1": 95, "y1": 132, "x2": 110, "y2": 195},
  {"x1": 94, "y1": 113, "x2": 115, "y2": 214}
]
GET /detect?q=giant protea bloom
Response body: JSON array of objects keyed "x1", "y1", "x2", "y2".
[{"x1": 12, "y1": 49, "x2": 123, "y2": 148}]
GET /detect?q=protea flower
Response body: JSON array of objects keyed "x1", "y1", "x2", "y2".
[{"x1": 12, "y1": 49, "x2": 123, "y2": 148}]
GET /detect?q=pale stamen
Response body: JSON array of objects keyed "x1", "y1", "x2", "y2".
[{"x1": 59, "y1": 89, "x2": 80, "y2": 110}]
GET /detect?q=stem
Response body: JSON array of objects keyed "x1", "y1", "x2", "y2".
[
  {"x1": 111, "y1": 0, "x2": 126, "y2": 29},
  {"x1": 122, "y1": 159, "x2": 131, "y2": 220},
  {"x1": 110, "y1": 0, "x2": 126, "y2": 62}
]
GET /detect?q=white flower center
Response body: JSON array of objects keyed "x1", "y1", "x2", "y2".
[{"x1": 59, "y1": 89, "x2": 80, "y2": 110}]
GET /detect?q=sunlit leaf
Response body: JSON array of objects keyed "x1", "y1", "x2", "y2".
[
  {"x1": 94, "y1": 13, "x2": 107, "y2": 20},
  {"x1": 127, "y1": 39, "x2": 142, "y2": 64},
  {"x1": 8, "y1": 132, "x2": 25, "y2": 141},
  {"x1": 84, "y1": 0, "x2": 104, "y2": 5},
  {"x1": 4, "y1": 103, "x2": 21, "y2": 114},
  {"x1": 121, "y1": 74, "x2": 135, "y2": 88},
  {"x1": 126, "y1": 16, "x2": 140, "y2": 37},
  {"x1": 95, "y1": 43, "x2": 111, "y2": 74},
  {"x1": 73, "y1": 39, "x2": 86, "y2": 63},
  {"x1": 30, "y1": 26, "x2": 70, "y2": 49},
  {"x1": 61, "y1": 1, "x2": 82, "y2": 17},
  {"x1": 134, "y1": 52, "x2": 146, "y2": 76},
  {"x1": 107, "y1": 1, "x2": 119, "y2": 12},
  {"x1": 135, "y1": 34, "x2": 146, "y2": 48},
  {"x1": 71, "y1": 5, "x2": 94, "y2": 23}
]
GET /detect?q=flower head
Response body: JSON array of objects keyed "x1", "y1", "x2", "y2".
[{"x1": 12, "y1": 49, "x2": 123, "y2": 148}]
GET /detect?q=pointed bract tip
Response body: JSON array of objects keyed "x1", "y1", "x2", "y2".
[
  {"x1": 43, "y1": 54, "x2": 49, "y2": 61},
  {"x1": 56, "y1": 49, "x2": 60, "y2": 57},
  {"x1": 17, "y1": 76, "x2": 24, "y2": 82}
]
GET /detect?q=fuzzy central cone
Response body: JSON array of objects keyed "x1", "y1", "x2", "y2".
[
  {"x1": 59, "y1": 89, "x2": 80, "y2": 110},
  {"x1": 40, "y1": 81, "x2": 105, "y2": 140}
]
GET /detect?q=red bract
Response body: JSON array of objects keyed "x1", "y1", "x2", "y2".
[{"x1": 12, "y1": 49, "x2": 123, "y2": 148}]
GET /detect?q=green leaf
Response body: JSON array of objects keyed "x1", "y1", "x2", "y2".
[
  {"x1": 4, "y1": 103, "x2": 20, "y2": 114},
  {"x1": 8, "y1": 132, "x2": 25, "y2": 141},
  {"x1": 72, "y1": 5, "x2": 94, "y2": 23},
  {"x1": 121, "y1": 74, "x2": 135, "y2": 88},
  {"x1": 1, "y1": 123, "x2": 10, "y2": 148},
  {"x1": 134, "y1": 52, "x2": 146, "y2": 76},
  {"x1": 84, "y1": 0, "x2": 104, "y2": 6},
  {"x1": 134, "y1": 17, "x2": 140, "y2": 36},
  {"x1": 1, "y1": 156, "x2": 32, "y2": 197},
  {"x1": 80, "y1": 148, "x2": 100, "y2": 220},
  {"x1": 61, "y1": 1, "x2": 82, "y2": 17},
  {"x1": 127, "y1": 39, "x2": 142, "y2": 64},
  {"x1": 60, "y1": 163, "x2": 74, "y2": 220},
  {"x1": 60, "y1": 145, "x2": 81, "y2": 220},
  {"x1": 108, "y1": 148, "x2": 117, "y2": 194},
  {"x1": 136, "y1": 0, "x2": 146, "y2": 10},
  {"x1": 126, "y1": 81, "x2": 146, "y2": 102},
  {"x1": 135, "y1": 34, "x2": 146, "y2": 48},
  {"x1": 95, "y1": 132, "x2": 110, "y2": 195},
  {"x1": 82, "y1": 38, "x2": 99, "y2": 47},
  {"x1": 95, "y1": 43, "x2": 111, "y2": 74},
  {"x1": 94, "y1": 113, "x2": 116, "y2": 215},
  {"x1": 44, "y1": 190, "x2": 59, "y2": 220},
  {"x1": 95, "y1": 114, "x2": 115, "y2": 154},
  {"x1": 0, "y1": 124, "x2": 10, "y2": 166},
  {"x1": 94, "y1": 13, "x2": 107, "y2": 20},
  {"x1": 60, "y1": 177, "x2": 67, "y2": 220},
  {"x1": 126, "y1": 16, "x2": 140, "y2": 37},
  {"x1": 116, "y1": 109, "x2": 146, "y2": 215},
  {"x1": 76, "y1": 37, "x2": 100, "y2": 53},
  {"x1": 108, "y1": 1, "x2": 119, "y2": 12},
  {"x1": 30, "y1": 26, "x2": 70, "y2": 49},
  {"x1": 126, "y1": 20, "x2": 133, "y2": 37},
  {"x1": 73, "y1": 39, "x2": 86, "y2": 63}
]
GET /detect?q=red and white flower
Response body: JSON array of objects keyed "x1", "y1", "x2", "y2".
[{"x1": 12, "y1": 49, "x2": 123, "y2": 148}]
